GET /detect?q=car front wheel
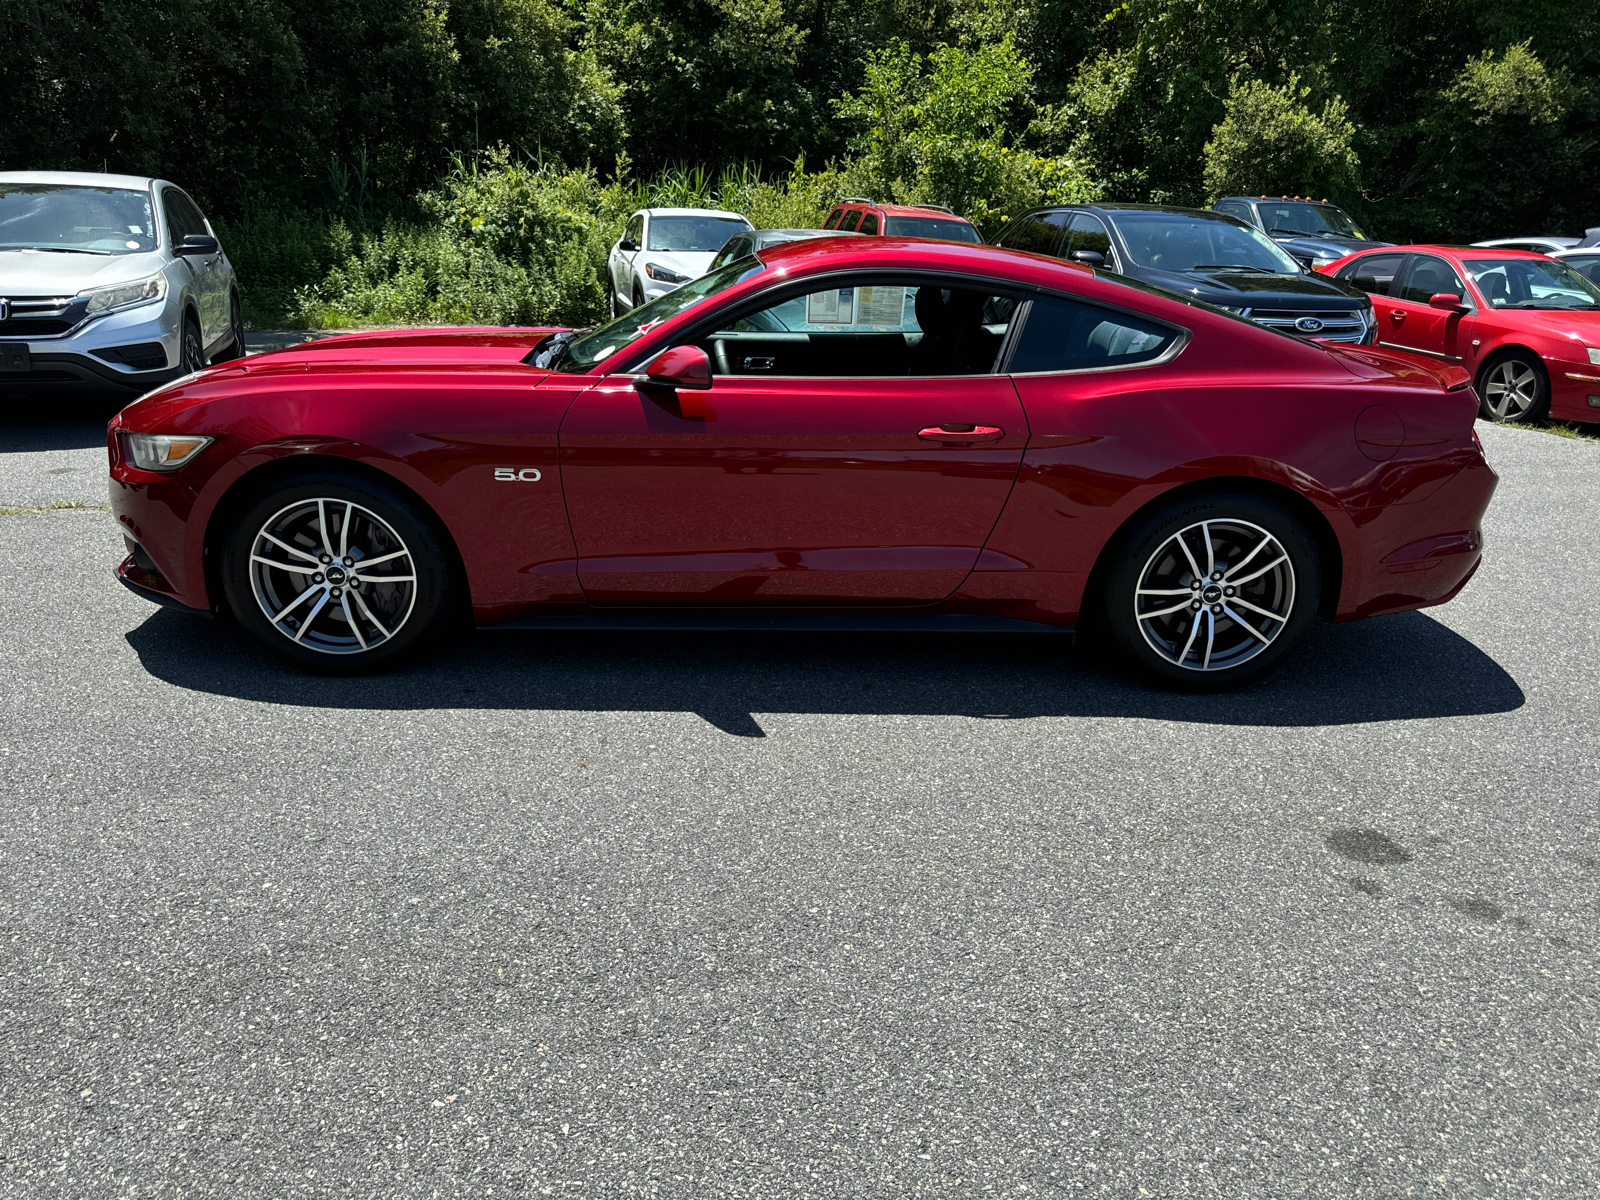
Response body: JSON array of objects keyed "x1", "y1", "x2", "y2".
[
  {"x1": 221, "y1": 473, "x2": 458, "y2": 671},
  {"x1": 1477, "y1": 350, "x2": 1550, "y2": 423},
  {"x1": 1101, "y1": 492, "x2": 1321, "y2": 690}
]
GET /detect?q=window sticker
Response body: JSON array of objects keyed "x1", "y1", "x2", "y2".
[
  {"x1": 807, "y1": 287, "x2": 855, "y2": 325},
  {"x1": 854, "y1": 285, "x2": 906, "y2": 327}
]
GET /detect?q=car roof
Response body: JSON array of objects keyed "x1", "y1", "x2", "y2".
[
  {"x1": 1219, "y1": 196, "x2": 1342, "y2": 206},
  {"x1": 1378, "y1": 244, "x2": 1555, "y2": 259},
  {"x1": 832, "y1": 201, "x2": 976, "y2": 222},
  {"x1": 751, "y1": 228, "x2": 861, "y2": 238},
  {"x1": 637, "y1": 207, "x2": 748, "y2": 220},
  {"x1": 0, "y1": 170, "x2": 158, "y2": 190},
  {"x1": 1471, "y1": 236, "x2": 1579, "y2": 248},
  {"x1": 1035, "y1": 202, "x2": 1237, "y2": 220}
]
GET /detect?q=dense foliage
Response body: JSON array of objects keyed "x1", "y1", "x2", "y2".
[{"x1": 4, "y1": 0, "x2": 1595, "y2": 325}]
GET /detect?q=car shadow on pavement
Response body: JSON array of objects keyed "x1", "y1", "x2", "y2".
[
  {"x1": 0, "y1": 393, "x2": 128, "y2": 452},
  {"x1": 126, "y1": 607, "x2": 1524, "y2": 735}
]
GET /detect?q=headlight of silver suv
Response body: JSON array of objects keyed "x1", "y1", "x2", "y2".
[{"x1": 81, "y1": 272, "x2": 168, "y2": 316}]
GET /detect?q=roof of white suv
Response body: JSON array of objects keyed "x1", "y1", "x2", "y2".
[
  {"x1": 0, "y1": 171, "x2": 159, "y2": 190},
  {"x1": 634, "y1": 207, "x2": 748, "y2": 221}
]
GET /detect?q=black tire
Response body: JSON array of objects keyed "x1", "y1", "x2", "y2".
[
  {"x1": 220, "y1": 472, "x2": 458, "y2": 673},
  {"x1": 179, "y1": 314, "x2": 206, "y2": 374},
  {"x1": 633, "y1": 281, "x2": 646, "y2": 311},
  {"x1": 211, "y1": 292, "x2": 245, "y2": 363},
  {"x1": 1101, "y1": 492, "x2": 1322, "y2": 691},
  {"x1": 1476, "y1": 349, "x2": 1550, "y2": 423}
]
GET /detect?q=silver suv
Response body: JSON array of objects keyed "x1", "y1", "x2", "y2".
[{"x1": 0, "y1": 172, "x2": 241, "y2": 395}]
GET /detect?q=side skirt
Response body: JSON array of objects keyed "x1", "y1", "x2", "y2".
[{"x1": 479, "y1": 612, "x2": 1073, "y2": 635}]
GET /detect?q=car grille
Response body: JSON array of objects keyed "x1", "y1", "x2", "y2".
[
  {"x1": 1240, "y1": 307, "x2": 1369, "y2": 343},
  {"x1": 0, "y1": 295, "x2": 89, "y2": 338}
]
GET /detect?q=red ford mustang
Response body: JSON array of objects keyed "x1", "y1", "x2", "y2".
[
  {"x1": 1318, "y1": 243, "x2": 1600, "y2": 424},
  {"x1": 108, "y1": 238, "x2": 1496, "y2": 689}
]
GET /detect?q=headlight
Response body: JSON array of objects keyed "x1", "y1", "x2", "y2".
[
  {"x1": 644, "y1": 263, "x2": 689, "y2": 284},
  {"x1": 121, "y1": 432, "x2": 213, "y2": 471},
  {"x1": 1588, "y1": 347, "x2": 1600, "y2": 365},
  {"x1": 81, "y1": 272, "x2": 167, "y2": 316}
]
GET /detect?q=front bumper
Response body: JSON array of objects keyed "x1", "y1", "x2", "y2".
[
  {"x1": 1550, "y1": 359, "x2": 1600, "y2": 422},
  {"x1": 1, "y1": 300, "x2": 185, "y2": 392}
]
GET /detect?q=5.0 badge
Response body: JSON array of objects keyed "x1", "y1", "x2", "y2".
[{"x1": 493, "y1": 467, "x2": 543, "y2": 482}]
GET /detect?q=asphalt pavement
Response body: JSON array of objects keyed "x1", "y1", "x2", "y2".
[{"x1": 0, "y1": 398, "x2": 1595, "y2": 1198}]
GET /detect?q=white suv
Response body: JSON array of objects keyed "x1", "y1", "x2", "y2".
[
  {"x1": 606, "y1": 208, "x2": 751, "y2": 317},
  {"x1": 0, "y1": 171, "x2": 241, "y2": 396}
]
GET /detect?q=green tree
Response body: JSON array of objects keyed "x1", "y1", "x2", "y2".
[{"x1": 1202, "y1": 74, "x2": 1359, "y2": 201}]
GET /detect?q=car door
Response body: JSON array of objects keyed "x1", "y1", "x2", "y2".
[
  {"x1": 162, "y1": 187, "x2": 221, "y2": 344},
  {"x1": 557, "y1": 274, "x2": 1029, "y2": 604},
  {"x1": 995, "y1": 210, "x2": 1067, "y2": 255},
  {"x1": 1381, "y1": 253, "x2": 1475, "y2": 362},
  {"x1": 1337, "y1": 251, "x2": 1407, "y2": 337},
  {"x1": 613, "y1": 213, "x2": 644, "y2": 304}
]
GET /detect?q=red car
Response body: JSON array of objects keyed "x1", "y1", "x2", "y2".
[
  {"x1": 822, "y1": 199, "x2": 982, "y2": 244},
  {"x1": 1318, "y1": 243, "x2": 1600, "y2": 423},
  {"x1": 108, "y1": 238, "x2": 1495, "y2": 689}
]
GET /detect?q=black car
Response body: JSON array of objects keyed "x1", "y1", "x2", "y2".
[
  {"x1": 1213, "y1": 196, "x2": 1390, "y2": 269},
  {"x1": 993, "y1": 203, "x2": 1375, "y2": 343}
]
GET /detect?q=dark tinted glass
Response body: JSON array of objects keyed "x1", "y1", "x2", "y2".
[
  {"x1": 840, "y1": 210, "x2": 863, "y2": 232},
  {"x1": 163, "y1": 189, "x2": 204, "y2": 243},
  {"x1": 1341, "y1": 253, "x2": 1403, "y2": 296},
  {"x1": 997, "y1": 211, "x2": 1066, "y2": 254},
  {"x1": 823, "y1": 210, "x2": 842, "y2": 230},
  {"x1": 859, "y1": 213, "x2": 880, "y2": 235},
  {"x1": 1565, "y1": 256, "x2": 1600, "y2": 284},
  {"x1": 882, "y1": 216, "x2": 982, "y2": 243},
  {"x1": 1067, "y1": 213, "x2": 1113, "y2": 259},
  {"x1": 1009, "y1": 294, "x2": 1179, "y2": 373},
  {"x1": 1398, "y1": 255, "x2": 1467, "y2": 304}
]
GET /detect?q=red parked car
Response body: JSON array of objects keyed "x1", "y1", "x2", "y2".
[
  {"x1": 1318, "y1": 243, "x2": 1600, "y2": 423},
  {"x1": 822, "y1": 199, "x2": 982, "y2": 244},
  {"x1": 108, "y1": 238, "x2": 1495, "y2": 689}
]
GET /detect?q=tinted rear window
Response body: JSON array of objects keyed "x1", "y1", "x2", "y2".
[
  {"x1": 883, "y1": 216, "x2": 982, "y2": 244},
  {"x1": 1010, "y1": 294, "x2": 1180, "y2": 373}
]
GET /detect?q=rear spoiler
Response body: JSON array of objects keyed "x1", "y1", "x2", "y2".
[{"x1": 1325, "y1": 343, "x2": 1475, "y2": 391}]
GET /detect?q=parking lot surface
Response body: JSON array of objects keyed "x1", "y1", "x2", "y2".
[{"x1": 0, "y1": 401, "x2": 1595, "y2": 1198}]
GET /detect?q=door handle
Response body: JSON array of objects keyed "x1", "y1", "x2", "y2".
[
  {"x1": 1390, "y1": 310, "x2": 1406, "y2": 324},
  {"x1": 918, "y1": 423, "x2": 1004, "y2": 443}
]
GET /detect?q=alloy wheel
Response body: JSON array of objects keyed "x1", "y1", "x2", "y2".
[
  {"x1": 181, "y1": 321, "x2": 205, "y2": 373},
  {"x1": 247, "y1": 497, "x2": 417, "y2": 654},
  {"x1": 1133, "y1": 518, "x2": 1296, "y2": 672},
  {"x1": 1482, "y1": 359, "x2": 1542, "y2": 421}
]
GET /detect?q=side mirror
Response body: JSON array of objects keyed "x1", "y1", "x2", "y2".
[
  {"x1": 174, "y1": 234, "x2": 219, "y2": 257},
  {"x1": 1069, "y1": 249, "x2": 1105, "y2": 267},
  {"x1": 1428, "y1": 292, "x2": 1467, "y2": 311},
  {"x1": 642, "y1": 344, "x2": 712, "y2": 390},
  {"x1": 619, "y1": 237, "x2": 639, "y2": 252}
]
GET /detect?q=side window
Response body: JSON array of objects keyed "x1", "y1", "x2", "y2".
[
  {"x1": 700, "y1": 278, "x2": 1017, "y2": 378},
  {"x1": 1008, "y1": 294, "x2": 1179, "y2": 374},
  {"x1": 1216, "y1": 202, "x2": 1251, "y2": 224},
  {"x1": 1063, "y1": 213, "x2": 1114, "y2": 265},
  {"x1": 997, "y1": 211, "x2": 1067, "y2": 254},
  {"x1": 823, "y1": 210, "x2": 842, "y2": 230},
  {"x1": 1397, "y1": 254, "x2": 1468, "y2": 305},
  {"x1": 859, "y1": 212, "x2": 880, "y2": 235},
  {"x1": 162, "y1": 188, "x2": 201, "y2": 245},
  {"x1": 839, "y1": 210, "x2": 864, "y2": 232},
  {"x1": 1567, "y1": 256, "x2": 1600, "y2": 284},
  {"x1": 624, "y1": 215, "x2": 644, "y2": 245},
  {"x1": 1339, "y1": 252, "x2": 1404, "y2": 297}
]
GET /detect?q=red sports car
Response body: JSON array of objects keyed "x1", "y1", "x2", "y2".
[
  {"x1": 108, "y1": 238, "x2": 1496, "y2": 689},
  {"x1": 1318, "y1": 243, "x2": 1600, "y2": 423}
]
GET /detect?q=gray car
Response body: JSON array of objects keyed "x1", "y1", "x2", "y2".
[{"x1": 0, "y1": 171, "x2": 241, "y2": 395}]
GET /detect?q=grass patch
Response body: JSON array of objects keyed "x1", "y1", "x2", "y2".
[
  {"x1": 1495, "y1": 418, "x2": 1600, "y2": 443},
  {"x1": 0, "y1": 500, "x2": 112, "y2": 516}
]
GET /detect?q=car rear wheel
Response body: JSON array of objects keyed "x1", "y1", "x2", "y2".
[
  {"x1": 1477, "y1": 350, "x2": 1549, "y2": 423},
  {"x1": 179, "y1": 315, "x2": 206, "y2": 374},
  {"x1": 221, "y1": 473, "x2": 457, "y2": 672},
  {"x1": 1102, "y1": 492, "x2": 1321, "y2": 691}
]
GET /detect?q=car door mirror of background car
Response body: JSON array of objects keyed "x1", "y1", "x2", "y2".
[
  {"x1": 619, "y1": 237, "x2": 639, "y2": 252},
  {"x1": 175, "y1": 234, "x2": 219, "y2": 257},
  {"x1": 1070, "y1": 249, "x2": 1105, "y2": 266},
  {"x1": 1428, "y1": 292, "x2": 1468, "y2": 311},
  {"x1": 643, "y1": 344, "x2": 713, "y2": 390}
]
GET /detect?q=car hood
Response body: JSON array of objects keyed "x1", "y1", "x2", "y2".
[
  {"x1": 0, "y1": 249, "x2": 168, "y2": 294},
  {"x1": 1484, "y1": 306, "x2": 1600, "y2": 347},
  {"x1": 1272, "y1": 232, "x2": 1391, "y2": 260},
  {"x1": 241, "y1": 327, "x2": 566, "y2": 372},
  {"x1": 634, "y1": 249, "x2": 718, "y2": 279},
  {"x1": 1136, "y1": 266, "x2": 1367, "y2": 309}
]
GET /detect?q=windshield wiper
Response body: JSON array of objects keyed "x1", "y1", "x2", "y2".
[
  {"x1": 1189, "y1": 264, "x2": 1279, "y2": 274},
  {"x1": 18, "y1": 245, "x2": 114, "y2": 255},
  {"x1": 1267, "y1": 227, "x2": 1316, "y2": 237}
]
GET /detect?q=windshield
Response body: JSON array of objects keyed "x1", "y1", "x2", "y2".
[
  {"x1": 545, "y1": 256, "x2": 766, "y2": 372},
  {"x1": 883, "y1": 215, "x2": 982, "y2": 244},
  {"x1": 646, "y1": 215, "x2": 750, "y2": 253},
  {"x1": 0, "y1": 184, "x2": 157, "y2": 254},
  {"x1": 1256, "y1": 202, "x2": 1362, "y2": 239},
  {"x1": 1115, "y1": 211, "x2": 1303, "y2": 275},
  {"x1": 1464, "y1": 259, "x2": 1600, "y2": 310}
]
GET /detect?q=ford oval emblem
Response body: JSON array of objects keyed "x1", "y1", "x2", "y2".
[{"x1": 1295, "y1": 316, "x2": 1325, "y2": 333}]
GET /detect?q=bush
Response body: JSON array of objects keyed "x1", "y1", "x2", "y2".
[{"x1": 1202, "y1": 75, "x2": 1360, "y2": 201}]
